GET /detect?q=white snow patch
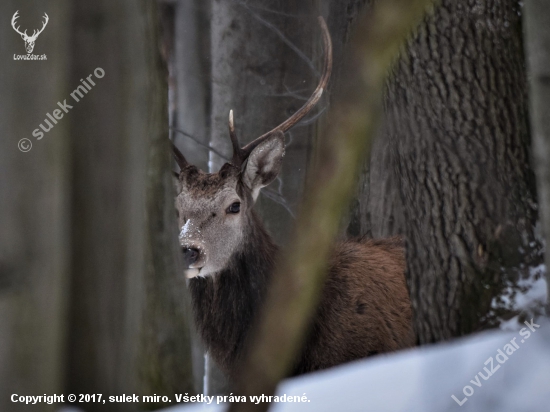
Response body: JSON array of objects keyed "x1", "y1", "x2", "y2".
[
  {"x1": 499, "y1": 315, "x2": 521, "y2": 331},
  {"x1": 515, "y1": 265, "x2": 548, "y2": 309},
  {"x1": 491, "y1": 264, "x2": 547, "y2": 328},
  {"x1": 180, "y1": 220, "x2": 192, "y2": 239},
  {"x1": 155, "y1": 321, "x2": 550, "y2": 412}
]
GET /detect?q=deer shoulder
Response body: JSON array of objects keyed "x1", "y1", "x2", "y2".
[{"x1": 293, "y1": 237, "x2": 415, "y2": 374}]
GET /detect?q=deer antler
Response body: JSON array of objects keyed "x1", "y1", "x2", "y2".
[
  {"x1": 29, "y1": 13, "x2": 49, "y2": 40},
  {"x1": 11, "y1": 11, "x2": 28, "y2": 38},
  {"x1": 172, "y1": 142, "x2": 189, "y2": 170},
  {"x1": 228, "y1": 110, "x2": 243, "y2": 166},
  {"x1": 229, "y1": 16, "x2": 333, "y2": 168}
]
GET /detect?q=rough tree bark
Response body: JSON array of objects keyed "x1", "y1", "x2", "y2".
[
  {"x1": 524, "y1": 0, "x2": 550, "y2": 308},
  {"x1": 356, "y1": 0, "x2": 544, "y2": 343},
  {"x1": 318, "y1": 0, "x2": 404, "y2": 239},
  {"x1": 65, "y1": 1, "x2": 153, "y2": 409},
  {"x1": 0, "y1": 2, "x2": 70, "y2": 411}
]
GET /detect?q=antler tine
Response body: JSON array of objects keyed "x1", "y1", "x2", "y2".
[
  {"x1": 228, "y1": 110, "x2": 246, "y2": 166},
  {"x1": 172, "y1": 142, "x2": 189, "y2": 171},
  {"x1": 239, "y1": 16, "x2": 333, "y2": 159}
]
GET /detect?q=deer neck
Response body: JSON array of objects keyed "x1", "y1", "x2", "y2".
[{"x1": 188, "y1": 210, "x2": 278, "y2": 374}]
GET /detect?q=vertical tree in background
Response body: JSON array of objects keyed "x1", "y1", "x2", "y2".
[
  {"x1": 524, "y1": 0, "x2": 550, "y2": 306},
  {"x1": 0, "y1": 1, "x2": 194, "y2": 409},
  {"x1": 209, "y1": 0, "x2": 320, "y2": 244},
  {"x1": 173, "y1": 0, "x2": 211, "y2": 172},
  {"x1": 170, "y1": 0, "x2": 214, "y2": 393},
  {"x1": 65, "y1": 0, "x2": 194, "y2": 410},
  {"x1": 0, "y1": 2, "x2": 70, "y2": 411},
  {"x1": 350, "y1": 0, "x2": 544, "y2": 342},
  {"x1": 139, "y1": 1, "x2": 196, "y2": 407}
]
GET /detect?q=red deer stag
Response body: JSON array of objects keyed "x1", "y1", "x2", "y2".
[{"x1": 173, "y1": 17, "x2": 414, "y2": 378}]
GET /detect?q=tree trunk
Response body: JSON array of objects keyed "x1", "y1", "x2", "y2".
[
  {"x1": 0, "y1": 2, "x2": 70, "y2": 411},
  {"x1": 320, "y1": 0, "x2": 407, "y2": 240},
  {"x1": 138, "y1": 2, "x2": 196, "y2": 408},
  {"x1": 366, "y1": 0, "x2": 544, "y2": 343},
  {"x1": 169, "y1": 0, "x2": 222, "y2": 395},
  {"x1": 524, "y1": 0, "x2": 550, "y2": 309},
  {"x1": 173, "y1": 0, "x2": 211, "y2": 172},
  {"x1": 65, "y1": 0, "x2": 153, "y2": 409}
]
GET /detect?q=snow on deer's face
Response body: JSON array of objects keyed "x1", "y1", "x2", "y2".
[
  {"x1": 174, "y1": 134, "x2": 285, "y2": 278},
  {"x1": 175, "y1": 163, "x2": 249, "y2": 278}
]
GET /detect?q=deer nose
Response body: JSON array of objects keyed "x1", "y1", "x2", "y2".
[{"x1": 182, "y1": 247, "x2": 201, "y2": 267}]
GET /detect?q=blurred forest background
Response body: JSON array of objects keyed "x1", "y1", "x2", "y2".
[{"x1": 1, "y1": 0, "x2": 550, "y2": 411}]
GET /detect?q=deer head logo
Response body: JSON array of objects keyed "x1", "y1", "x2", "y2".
[{"x1": 11, "y1": 11, "x2": 49, "y2": 54}]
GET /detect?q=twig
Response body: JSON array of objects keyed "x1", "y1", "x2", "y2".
[
  {"x1": 294, "y1": 105, "x2": 328, "y2": 127},
  {"x1": 239, "y1": 2, "x2": 320, "y2": 77},
  {"x1": 170, "y1": 127, "x2": 229, "y2": 161},
  {"x1": 261, "y1": 189, "x2": 296, "y2": 219}
]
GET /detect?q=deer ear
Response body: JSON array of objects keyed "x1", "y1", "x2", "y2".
[{"x1": 242, "y1": 132, "x2": 285, "y2": 201}]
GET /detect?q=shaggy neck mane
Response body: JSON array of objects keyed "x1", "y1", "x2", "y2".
[{"x1": 188, "y1": 211, "x2": 277, "y2": 374}]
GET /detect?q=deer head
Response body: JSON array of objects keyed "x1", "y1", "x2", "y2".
[
  {"x1": 174, "y1": 17, "x2": 332, "y2": 279},
  {"x1": 12, "y1": 11, "x2": 49, "y2": 54}
]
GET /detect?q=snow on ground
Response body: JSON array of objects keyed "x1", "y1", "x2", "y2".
[
  {"x1": 158, "y1": 319, "x2": 550, "y2": 412},
  {"x1": 491, "y1": 264, "x2": 548, "y2": 328},
  {"x1": 500, "y1": 264, "x2": 548, "y2": 311}
]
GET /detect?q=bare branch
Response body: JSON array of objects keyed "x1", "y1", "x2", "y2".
[
  {"x1": 261, "y1": 189, "x2": 296, "y2": 219},
  {"x1": 240, "y1": 2, "x2": 320, "y2": 76},
  {"x1": 170, "y1": 127, "x2": 230, "y2": 162}
]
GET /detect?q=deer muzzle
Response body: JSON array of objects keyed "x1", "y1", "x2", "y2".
[
  {"x1": 183, "y1": 247, "x2": 200, "y2": 266},
  {"x1": 182, "y1": 245, "x2": 205, "y2": 278}
]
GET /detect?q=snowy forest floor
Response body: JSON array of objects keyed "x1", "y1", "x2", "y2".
[{"x1": 158, "y1": 319, "x2": 550, "y2": 412}]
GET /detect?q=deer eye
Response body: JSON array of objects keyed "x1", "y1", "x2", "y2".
[{"x1": 226, "y1": 202, "x2": 241, "y2": 214}]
